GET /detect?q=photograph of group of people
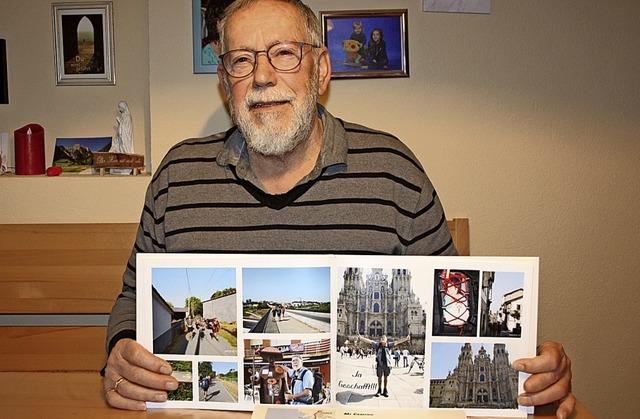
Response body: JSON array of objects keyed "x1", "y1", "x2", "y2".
[{"x1": 148, "y1": 266, "x2": 239, "y2": 404}]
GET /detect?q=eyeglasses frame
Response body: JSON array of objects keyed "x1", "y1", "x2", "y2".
[{"x1": 219, "y1": 41, "x2": 321, "y2": 78}]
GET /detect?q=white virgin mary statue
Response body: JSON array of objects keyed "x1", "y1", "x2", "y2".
[{"x1": 111, "y1": 101, "x2": 134, "y2": 154}]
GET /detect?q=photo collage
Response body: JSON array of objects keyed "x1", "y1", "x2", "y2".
[{"x1": 136, "y1": 254, "x2": 537, "y2": 417}]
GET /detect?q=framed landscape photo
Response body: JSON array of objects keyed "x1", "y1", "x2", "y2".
[
  {"x1": 320, "y1": 9, "x2": 409, "y2": 79},
  {"x1": 52, "y1": 136, "x2": 112, "y2": 174},
  {"x1": 52, "y1": 2, "x2": 116, "y2": 86}
]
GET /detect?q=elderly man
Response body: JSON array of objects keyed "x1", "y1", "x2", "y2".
[
  {"x1": 102, "y1": 1, "x2": 574, "y2": 417},
  {"x1": 282, "y1": 355, "x2": 314, "y2": 405},
  {"x1": 357, "y1": 333, "x2": 410, "y2": 397}
]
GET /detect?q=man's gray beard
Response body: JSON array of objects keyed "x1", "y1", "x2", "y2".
[{"x1": 228, "y1": 80, "x2": 319, "y2": 157}]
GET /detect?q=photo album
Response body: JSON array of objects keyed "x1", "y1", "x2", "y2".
[{"x1": 136, "y1": 254, "x2": 538, "y2": 417}]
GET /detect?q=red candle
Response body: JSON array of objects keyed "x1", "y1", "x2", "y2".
[{"x1": 14, "y1": 123, "x2": 45, "y2": 175}]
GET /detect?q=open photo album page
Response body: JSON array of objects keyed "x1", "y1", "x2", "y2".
[{"x1": 136, "y1": 254, "x2": 538, "y2": 417}]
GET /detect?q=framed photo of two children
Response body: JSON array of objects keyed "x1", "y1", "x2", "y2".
[{"x1": 320, "y1": 9, "x2": 409, "y2": 80}]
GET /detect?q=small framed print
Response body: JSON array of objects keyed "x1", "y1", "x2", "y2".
[
  {"x1": 52, "y1": 2, "x2": 116, "y2": 86},
  {"x1": 320, "y1": 9, "x2": 409, "y2": 80}
]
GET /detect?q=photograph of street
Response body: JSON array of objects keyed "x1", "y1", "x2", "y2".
[
  {"x1": 242, "y1": 267, "x2": 330, "y2": 334},
  {"x1": 198, "y1": 361, "x2": 239, "y2": 403},
  {"x1": 479, "y1": 271, "x2": 525, "y2": 338},
  {"x1": 151, "y1": 267, "x2": 238, "y2": 355}
]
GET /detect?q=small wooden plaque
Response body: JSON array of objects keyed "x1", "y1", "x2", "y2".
[{"x1": 92, "y1": 152, "x2": 145, "y2": 175}]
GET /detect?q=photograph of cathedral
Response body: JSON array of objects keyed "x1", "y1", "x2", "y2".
[
  {"x1": 334, "y1": 267, "x2": 427, "y2": 407},
  {"x1": 429, "y1": 342, "x2": 519, "y2": 409},
  {"x1": 336, "y1": 267, "x2": 426, "y2": 352}
]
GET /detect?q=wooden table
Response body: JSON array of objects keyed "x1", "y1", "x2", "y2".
[{"x1": 0, "y1": 372, "x2": 594, "y2": 418}]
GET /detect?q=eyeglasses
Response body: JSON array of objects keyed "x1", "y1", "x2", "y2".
[{"x1": 219, "y1": 41, "x2": 320, "y2": 78}]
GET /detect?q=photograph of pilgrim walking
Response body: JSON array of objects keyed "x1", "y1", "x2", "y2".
[{"x1": 151, "y1": 267, "x2": 238, "y2": 356}]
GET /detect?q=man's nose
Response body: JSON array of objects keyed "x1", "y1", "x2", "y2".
[{"x1": 252, "y1": 53, "x2": 277, "y2": 86}]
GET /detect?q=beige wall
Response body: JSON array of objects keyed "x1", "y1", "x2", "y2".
[
  {"x1": 1, "y1": 0, "x2": 639, "y2": 417},
  {"x1": 0, "y1": 0, "x2": 151, "y2": 222}
]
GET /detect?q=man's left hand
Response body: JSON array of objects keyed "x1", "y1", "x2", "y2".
[{"x1": 512, "y1": 341, "x2": 575, "y2": 419}]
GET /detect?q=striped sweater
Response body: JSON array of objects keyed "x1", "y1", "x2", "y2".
[{"x1": 106, "y1": 106, "x2": 456, "y2": 350}]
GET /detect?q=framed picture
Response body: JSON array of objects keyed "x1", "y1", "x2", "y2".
[
  {"x1": 51, "y1": 2, "x2": 116, "y2": 86},
  {"x1": 52, "y1": 136, "x2": 112, "y2": 174},
  {"x1": 193, "y1": 0, "x2": 222, "y2": 74},
  {"x1": 320, "y1": 9, "x2": 409, "y2": 80}
]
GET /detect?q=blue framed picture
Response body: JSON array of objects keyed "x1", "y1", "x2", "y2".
[{"x1": 320, "y1": 9, "x2": 409, "y2": 79}]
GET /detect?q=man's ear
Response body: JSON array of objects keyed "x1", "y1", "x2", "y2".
[{"x1": 317, "y1": 47, "x2": 331, "y2": 96}]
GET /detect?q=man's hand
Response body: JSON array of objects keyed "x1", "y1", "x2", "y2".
[
  {"x1": 285, "y1": 390, "x2": 311, "y2": 403},
  {"x1": 512, "y1": 341, "x2": 575, "y2": 419},
  {"x1": 103, "y1": 338, "x2": 179, "y2": 410}
]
